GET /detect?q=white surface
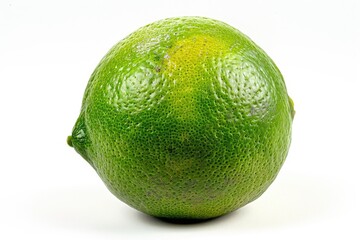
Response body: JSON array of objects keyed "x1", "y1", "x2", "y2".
[{"x1": 1, "y1": 0, "x2": 359, "y2": 239}]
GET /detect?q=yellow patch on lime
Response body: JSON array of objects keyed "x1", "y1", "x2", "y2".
[{"x1": 164, "y1": 35, "x2": 227, "y2": 120}]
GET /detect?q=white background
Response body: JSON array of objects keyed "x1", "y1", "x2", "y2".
[{"x1": 1, "y1": 0, "x2": 359, "y2": 239}]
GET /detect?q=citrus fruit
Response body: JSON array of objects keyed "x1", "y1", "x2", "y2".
[{"x1": 67, "y1": 16, "x2": 294, "y2": 220}]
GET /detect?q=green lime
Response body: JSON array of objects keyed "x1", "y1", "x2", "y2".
[{"x1": 68, "y1": 16, "x2": 294, "y2": 220}]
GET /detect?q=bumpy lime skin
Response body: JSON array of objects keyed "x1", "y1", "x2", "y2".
[{"x1": 68, "y1": 17, "x2": 294, "y2": 220}]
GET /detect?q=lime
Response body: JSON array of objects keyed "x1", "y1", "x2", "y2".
[{"x1": 68, "y1": 16, "x2": 294, "y2": 220}]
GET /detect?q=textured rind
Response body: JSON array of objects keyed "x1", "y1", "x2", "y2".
[{"x1": 70, "y1": 17, "x2": 293, "y2": 219}]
